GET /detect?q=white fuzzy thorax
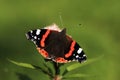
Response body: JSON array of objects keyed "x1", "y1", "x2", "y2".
[{"x1": 44, "y1": 24, "x2": 61, "y2": 32}]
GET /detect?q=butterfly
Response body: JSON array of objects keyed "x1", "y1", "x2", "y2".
[{"x1": 26, "y1": 24, "x2": 87, "y2": 63}]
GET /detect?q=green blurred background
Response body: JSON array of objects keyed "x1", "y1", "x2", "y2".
[{"x1": 0, "y1": 0, "x2": 120, "y2": 80}]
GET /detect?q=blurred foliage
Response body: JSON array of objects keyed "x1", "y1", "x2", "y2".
[
  {"x1": 8, "y1": 57, "x2": 98, "y2": 80},
  {"x1": 0, "y1": 0, "x2": 120, "y2": 80}
]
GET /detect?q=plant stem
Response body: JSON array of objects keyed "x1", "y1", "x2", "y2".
[
  {"x1": 53, "y1": 75, "x2": 61, "y2": 80},
  {"x1": 53, "y1": 62, "x2": 62, "y2": 80}
]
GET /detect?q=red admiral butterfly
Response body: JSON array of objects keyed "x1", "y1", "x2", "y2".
[{"x1": 26, "y1": 24, "x2": 87, "y2": 63}]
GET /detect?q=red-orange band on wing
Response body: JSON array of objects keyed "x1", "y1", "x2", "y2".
[
  {"x1": 65, "y1": 40, "x2": 76, "y2": 58},
  {"x1": 55, "y1": 57, "x2": 68, "y2": 63},
  {"x1": 40, "y1": 30, "x2": 50, "y2": 47},
  {"x1": 37, "y1": 48, "x2": 49, "y2": 58}
]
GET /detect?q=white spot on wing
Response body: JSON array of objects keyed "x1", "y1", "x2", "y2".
[
  {"x1": 73, "y1": 54, "x2": 75, "y2": 56},
  {"x1": 77, "y1": 48, "x2": 83, "y2": 54},
  {"x1": 83, "y1": 54, "x2": 86, "y2": 57},
  {"x1": 33, "y1": 41, "x2": 36, "y2": 44},
  {"x1": 34, "y1": 36, "x2": 37, "y2": 39},
  {"x1": 36, "y1": 29, "x2": 41, "y2": 35},
  {"x1": 30, "y1": 30, "x2": 33, "y2": 33},
  {"x1": 76, "y1": 55, "x2": 79, "y2": 58}
]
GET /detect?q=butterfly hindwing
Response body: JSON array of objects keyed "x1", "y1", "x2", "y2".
[{"x1": 65, "y1": 41, "x2": 87, "y2": 63}]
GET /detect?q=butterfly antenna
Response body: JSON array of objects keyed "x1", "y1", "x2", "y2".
[{"x1": 59, "y1": 12, "x2": 64, "y2": 27}]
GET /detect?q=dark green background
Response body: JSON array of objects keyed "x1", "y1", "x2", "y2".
[{"x1": 0, "y1": 0, "x2": 119, "y2": 80}]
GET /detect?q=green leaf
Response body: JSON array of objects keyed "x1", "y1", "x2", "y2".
[
  {"x1": 8, "y1": 59, "x2": 54, "y2": 78},
  {"x1": 8, "y1": 59, "x2": 35, "y2": 69},
  {"x1": 63, "y1": 74, "x2": 89, "y2": 78},
  {"x1": 66, "y1": 55, "x2": 103, "y2": 71}
]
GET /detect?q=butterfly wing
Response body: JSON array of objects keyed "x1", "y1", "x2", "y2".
[
  {"x1": 26, "y1": 29, "x2": 50, "y2": 59},
  {"x1": 64, "y1": 40, "x2": 87, "y2": 63}
]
